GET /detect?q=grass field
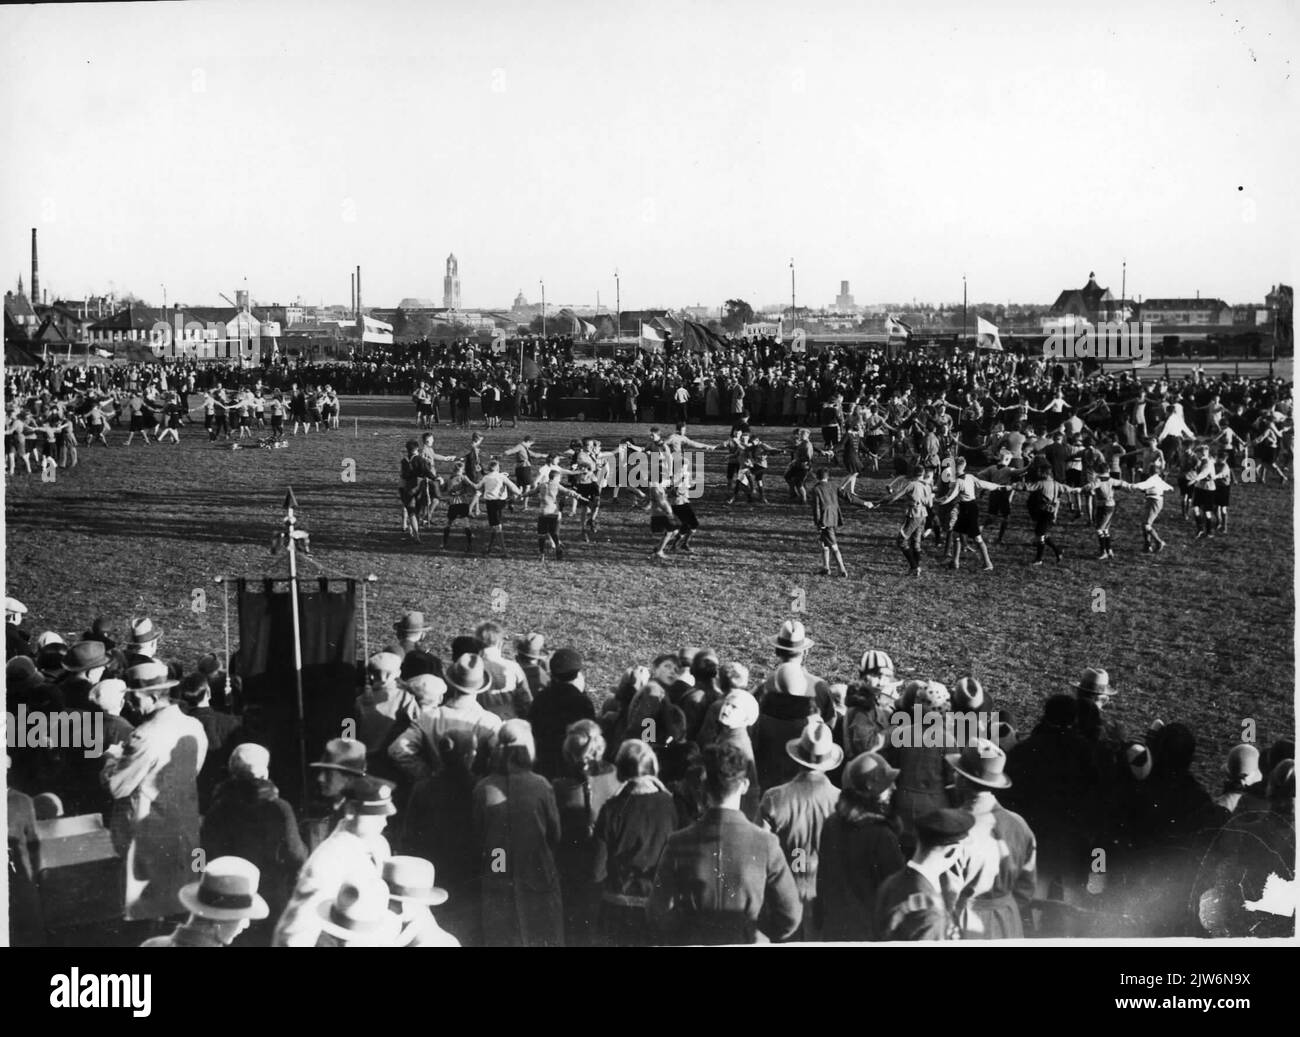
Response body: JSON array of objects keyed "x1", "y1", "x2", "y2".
[{"x1": 4, "y1": 395, "x2": 1295, "y2": 786}]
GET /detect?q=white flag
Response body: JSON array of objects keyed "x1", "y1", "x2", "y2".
[
  {"x1": 640, "y1": 322, "x2": 664, "y2": 353},
  {"x1": 976, "y1": 316, "x2": 1003, "y2": 351},
  {"x1": 885, "y1": 316, "x2": 911, "y2": 340}
]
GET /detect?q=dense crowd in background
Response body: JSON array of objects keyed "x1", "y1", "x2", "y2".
[{"x1": 6, "y1": 602, "x2": 1295, "y2": 946}]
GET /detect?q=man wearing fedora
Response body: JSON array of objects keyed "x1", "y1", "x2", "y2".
[
  {"x1": 874, "y1": 808, "x2": 973, "y2": 941},
  {"x1": 529, "y1": 648, "x2": 597, "y2": 780},
  {"x1": 389, "y1": 654, "x2": 502, "y2": 782},
  {"x1": 760, "y1": 717, "x2": 843, "y2": 941},
  {"x1": 301, "y1": 737, "x2": 369, "y2": 853},
  {"x1": 123, "y1": 617, "x2": 164, "y2": 669},
  {"x1": 383, "y1": 855, "x2": 460, "y2": 947},
  {"x1": 273, "y1": 776, "x2": 396, "y2": 947},
  {"x1": 648, "y1": 742, "x2": 802, "y2": 945},
  {"x1": 141, "y1": 856, "x2": 270, "y2": 947},
  {"x1": 755, "y1": 620, "x2": 835, "y2": 724},
  {"x1": 515, "y1": 632, "x2": 549, "y2": 699},
  {"x1": 55, "y1": 640, "x2": 112, "y2": 815},
  {"x1": 101, "y1": 661, "x2": 209, "y2": 922},
  {"x1": 1074, "y1": 667, "x2": 1124, "y2": 743},
  {"x1": 389, "y1": 610, "x2": 442, "y2": 681},
  {"x1": 315, "y1": 875, "x2": 403, "y2": 947},
  {"x1": 947, "y1": 739, "x2": 1038, "y2": 939}
]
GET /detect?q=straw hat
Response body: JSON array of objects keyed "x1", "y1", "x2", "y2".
[
  {"x1": 786, "y1": 718, "x2": 844, "y2": 772},
  {"x1": 178, "y1": 857, "x2": 270, "y2": 922}
]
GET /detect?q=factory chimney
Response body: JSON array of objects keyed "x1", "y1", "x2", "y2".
[
  {"x1": 31, "y1": 228, "x2": 39, "y2": 304},
  {"x1": 356, "y1": 265, "x2": 362, "y2": 319},
  {"x1": 351, "y1": 273, "x2": 356, "y2": 320}
]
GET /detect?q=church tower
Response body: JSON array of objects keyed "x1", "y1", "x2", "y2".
[{"x1": 443, "y1": 254, "x2": 461, "y2": 310}]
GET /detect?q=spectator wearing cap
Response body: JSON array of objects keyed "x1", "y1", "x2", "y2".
[
  {"x1": 1004, "y1": 694, "x2": 1100, "y2": 936},
  {"x1": 529, "y1": 648, "x2": 596, "y2": 780},
  {"x1": 515, "y1": 633, "x2": 549, "y2": 698},
  {"x1": 476, "y1": 621, "x2": 533, "y2": 722},
  {"x1": 843, "y1": 649, "x2": 898, "y2": 761},
  {"x1": 473, "y1": 720, "x2": 564, "y2": 947},
  {"x1": 200, "y1": 744, "x2": 307, "y2": 933},
  {"x1": 389, "y1": 653, "x2": 501, "y2": 783},
  {"x1": 817, "y1": 752, "x2": 904, "y2": 941},
  {"x1": 355, "y1": 651, "x2": 420, "y2": 785},
  {"x1": 882, "y1": 680, "x2": 954, "y2": 855},
  {"x1": 389, "y1": 611, "x2": 442, "y2": 682},
  {"x1": 400, "y1": 727, "x2": 480, "y2": 944},
  {"x1": 383, "y1": 856, "x2": 459, "y2": 947},
  {"x1": 948, "y1": 740, "x2": 1037, "y2": 939},
  {"x1": 79, "y1": 617, "x2": 116, "y2": 651},
  {"x1": 177, "y1": 671, "x2": 242, "y2": 813},
  {"x1": 874, "y1": 808, "x2": 974, "y2": 941},
  {"x1": 648, "y1": 742, "x2": 802, "y2": 945},
  {"x1": 302, "y1": 738, "x2": 368, "y2": 852},
  {"x1": 759, "y1": 717, "x2": 843, "y2": 940},
  {"x1": 272, "y1": 776, "x2": 397, "y2": 947},
  {"x1": 1215, "y1": 744, "x2": 1268, "y2": 815},
  {"x1": 101, "y1": 661, "x2": 208, "y2": 922},
  {"x1": 551, "y1": 720, "x2": 620, "y2": 946},
  {"x1": 55, "y1": 641, "x2": 113, "y2": 816},
  {"x1": 591, "y1": 740, "x2": 677, "y2": 946},
  {"x1": 755, "y1": 620, "x2": 836, "y2": 724},
  {"x1": 141, "y1": 856, "x2": 270, "y2": 948}
]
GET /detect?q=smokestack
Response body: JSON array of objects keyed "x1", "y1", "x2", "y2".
[
  {"x1": 351, "y1": 273, "x2": 355, "y2": 319},
  {"x1": 31, "y1": 228, "x2": 39, "y2": 304},
  {"x1": 356, "y1": 265, "x2": 362, "y2": 319}
]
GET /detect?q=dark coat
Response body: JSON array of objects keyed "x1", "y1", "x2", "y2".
[
  {"x1": 473, "y1": 768, "x2": 564, "y2": 947},
  {"x1": 753, "y1": 692, "x2": 819, "y2": 791},
  {"x1": 817, "y1": 811, "x2": 905, "y2": 941},
  {"x1": 187, "y1": 706, "x2": 243, "y2": 814},
  {"x1": 647, "y1": 806, "x2": 802, "y2": 945},
  {"x1": 528, "y1": 680, "x2": 596, "y2": 779},
  {"x1": 874, "y1": 865, "x2": 956, "y2": 941},
  {"x1": 200, "y1": 777, "x2": 307, "y2": 917},
  {"x1": 1004, "y1": 721, "x2": 1101, "y2": 880}
]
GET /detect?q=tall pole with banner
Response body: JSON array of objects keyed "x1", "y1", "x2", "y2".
[{"x1": 272, "y1": 487, "x2": 310, "y2": 808}]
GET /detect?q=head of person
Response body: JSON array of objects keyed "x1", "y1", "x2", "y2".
[
  {"x1": 342, "y1": 777, "x2": 397, "y2": 837},
  {"x1": 89, "y1": 677, "x2": 127, "y2": 717},
  {"x1": 475, "y1": 620, "x2": 504, "y2": 654},
  {"x1": 493, "y1": 719, "x2": 536, "y2": 774},
  {"x1": 177, "y1": 671, "x2": 212, "y2": 710},
  {"x1": 124, "y1": 661, "x2": 178, "y2": 718},
  {"x1": 562, "y1": 719, "x2": 607, "y2": 778},
  {"x1": 690, "y1": 649, "x2": 720, "y2": 690},
  {"x1": 405, "y1": 439, "x2": 419, "y2": 456},
  {"x1": 366, "y1": 652, "x2": 402, "y2": 694},
  {"x1": 179, "y1": 855, "x2": 270, "y2": 944},
  {"x1": 549, "y1": 647, "x2": 583, "y2": 684},
  {"x1": 701, "y1": 741, "x2": 751, "y2": 808},
  {"x1": 840, "y1": 751, "x2": 900, "y2": 821},
  {"x1": 311, "y1": 737, "x2": 367, "y2": 798},
  {"x1": 717, "y1": 689, "x2": 759, "y2": 731},
  {"x1": 228, "y1": 742, "x2": 271, "y2": 783},
  {"x1": 406, "y1": 674, "x2": 446, "y2": 711}
]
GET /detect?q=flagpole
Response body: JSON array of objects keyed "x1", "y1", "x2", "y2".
[
  {"x1": 282, "y1": 488, "x2": 309, "y2": 809},
  {"x1": 962, "y1": 275, "x2": 968, "y2": 348}
]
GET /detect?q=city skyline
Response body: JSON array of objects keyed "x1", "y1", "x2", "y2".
[{"x1": 2, "y1": 0, "x2": 1296, "y2": 312}]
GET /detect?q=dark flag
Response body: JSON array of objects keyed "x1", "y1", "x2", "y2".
[{"x1": 683, "y1": 319, "x2": 728, "y2": 354}]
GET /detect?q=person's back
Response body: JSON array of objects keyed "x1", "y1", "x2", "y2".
[
  {"x1": 201, "y1": 774, "x2": 305, "y2": 917},
  {"x1": 648, "y1": 743, "x2": 801, "y2": 944}
]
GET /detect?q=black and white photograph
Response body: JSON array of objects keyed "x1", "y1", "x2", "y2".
[{"x1": 2, "y1": 0, "x2": 1297, "y2": 976}]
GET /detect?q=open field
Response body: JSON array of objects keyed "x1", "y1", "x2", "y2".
[{"x1": 4, "y1": 395, "x2": 1295, "y2": 786}]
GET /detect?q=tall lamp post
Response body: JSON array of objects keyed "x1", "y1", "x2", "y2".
[
  {"x1": 540, "y1": 279, "x2": 546, "y2": 338},
  {"x1": 614, "y1": 268, "x2": 620, "y2": 349},
  {"x1": 790, "y1": 258, "x2": 797, "y2": 334},
  {"x1": 962, "y1": 274, "x2": 968, "y2": 345}
]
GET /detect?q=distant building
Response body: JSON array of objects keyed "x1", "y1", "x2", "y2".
[
  {"x1": 833, "y1": 280, "x2": 857, "y2": 313},
  {"x1": 1138, "y1": 296, "x2": 1232, "y2": 327},
  {"x1": 443, "y1": 254, "x2": 461, "y2": 310},
  {"x1": 1050, "y1": 273, "x2": 1119, "y2": 325}
]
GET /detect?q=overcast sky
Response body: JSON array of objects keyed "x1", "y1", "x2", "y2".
[{"x1": 1, "y1": 0, "x2": 1296, "y2": 312}]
